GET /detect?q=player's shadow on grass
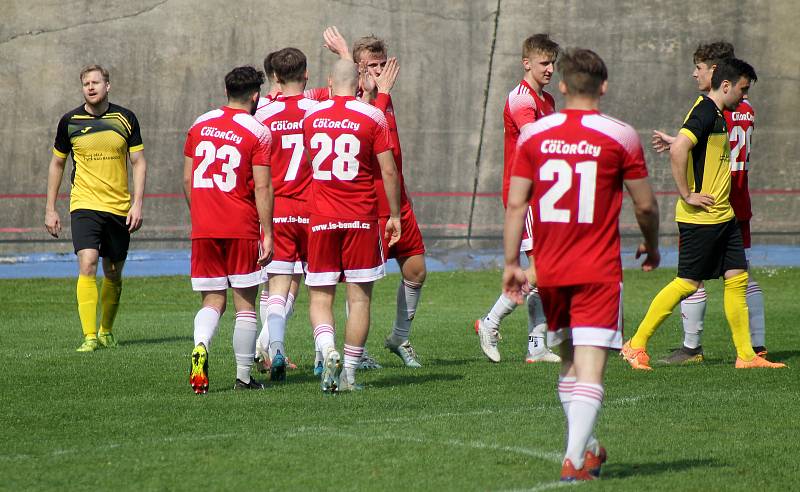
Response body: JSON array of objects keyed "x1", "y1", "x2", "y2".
[
  {"x1": 759, "y1": 350, "x2": 799, "y2": 362},
  {"x1": 122, "y1": 335, "x2": 192, "y2": 346},
  {"x1": 602, "y1": 458, "x2": 720, "y2": 479},
  {"x1": 369, "y1": 372, "x2": 464, "y2": 388},
  {"x1": 424, "y1": 357, "x2": 483, "y2": 367}
]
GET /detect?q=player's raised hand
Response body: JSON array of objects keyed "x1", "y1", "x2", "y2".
[
  {"x1": 359, "y1": 60, "x2": 376, "y2": 94},
  {"x1": 652, "y1": 130, "x2": 675, "y2": 153},
  {"x1": 323, "y1": 26, "x2": 352, "y2": 61},
  {"x1": 126, "y1": 202, "x2": 143, "y2": 233},
  {"x1": 375, "y1": 57, "x2": 399, "y2": 94},
  {"x1": 635, "y1": 243, "x2": 661, "y2": 272},
  {"x1": 685, "y1": 192, "x2": 715, "y2": 211},
  {"x1": 502, "y1": 265, "x2": 530, "y2": 305},
  {"x1": 44, "y1": 209, "x2": 61, "y2": 238},
  {"x1": 258, "y1": 235, "x2": 274, "y2": 266},
  {"x1": 385, "y1": 216, "x2": 401, "y2": 248}
]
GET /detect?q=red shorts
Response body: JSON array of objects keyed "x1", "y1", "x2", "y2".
[
  {"x1": 538, "y1": 282, "x2": 623, "y2": 349},
  {"x1": 263, "y1": 197, "x2": 308, "y2": 275},
  {"x1": 379, "y1": 205, "x2": 426, "y2": 260},
  {"x1": 521, "y1": 205, "x2": 534, "y2": 255},
  {"x1": 191, "y1": 238, "x2": 264, "y2": 291},
  {"x1": 305, "y1": 214, "x2": 385, "y2": 286},
  {"x1": 738, "y1": 220, "x2": 751, "y2": 249}
]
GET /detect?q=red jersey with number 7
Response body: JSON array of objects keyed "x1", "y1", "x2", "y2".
[
  {"x1": 302, "y1": 95, "x2": 393, "y2": 220},
  {"x1": 184, "y1": 106, "x2": 272, "y2": 239},
  {"x1": 254, "y1": 94, "x2": 318, "y2": 200},
  {"x1": 511, "y1": 109, "x2": 648, "y2": 286}
]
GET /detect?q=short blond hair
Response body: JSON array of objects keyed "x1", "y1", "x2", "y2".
[
  {"x1": 352, "y1": 35, "x2": 387, "y2": 62},
  {"x1": 522, "y1": 34, "x2": 559, "y2": 60},
  {"x1": 80, "y1": 64, "x2": 109, "y2": 82}
]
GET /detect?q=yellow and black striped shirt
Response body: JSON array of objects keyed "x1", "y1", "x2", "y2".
[
  {"x1": 675, "y1": 95, "x2": 735, "y2": 225},
  {"x1": 53, "y1": 103, "x2": 144, "y2": 216}
]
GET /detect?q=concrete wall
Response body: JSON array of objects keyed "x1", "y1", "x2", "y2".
[{"x1": 2, "y1": 0, "x2": 798, "y2": 253}]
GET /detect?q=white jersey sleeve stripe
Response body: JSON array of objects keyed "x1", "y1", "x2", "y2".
[
  {"x1": 581, "y1": 113, "x2": 641, "y2": 157},
  {"x1": 517, "y1": 113, "x2": 567, "y2": 147},
  {"x1": 190, "y1": 108, "x2": 225, "y2": 129},
  {"x1": 345, "y1": 99, "x2": 389, "y2": 131}
]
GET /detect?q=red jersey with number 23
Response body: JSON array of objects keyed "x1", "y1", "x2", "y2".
[
  {"x1": 511, "y1": 109, "x2": 648, "y2": 286},
  {"x1": 184, "y1": 106, "x2": 271, "y2": 239},
  {"x1": 303, "y1": 95, "x2": 393, "y2": 220}
]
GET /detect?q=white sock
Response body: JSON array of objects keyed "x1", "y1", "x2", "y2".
[
  {"x1": 313, "y1": 324, "x2": 336, "y2": 355},
  {"x1": 266, "y1": 295, "x2": 287, "y2": 357},
  {"x1": 193, "y1": 306, "x2": 220, "y2": 350},
  {"x1": 681, "y1": 288, "x2": 706, "y2": 349},
  {"x1": 233, "y1": 311, "x2": 258, "y2": 383},
  {"x1": 285, "y1": 292, "x2": 296, "y2": 319},
  {"x1": 564, "y1": 383, "x2": 604, "y2": 469},
  {"x1": 746, "y1": 281, "x2": 766, "y2": 347},
  {"x1": 558, "y1": 377, "x2": 599, "y2": 454},
  {"x1": 485, "y1": 293, "x2": 516, "y2": 330},
  {"x1": 527, "y1": 288, "x2": 548, "y2": 352},
  {"x1": 256, "y1": 289, "x2": 270, "y2": 351},
  {"x1": 392, "y1": 279, "x2": 423, "y2": 342},
  {"x1": 343, "y1": 344, "x2": 364, "y2": 384}
]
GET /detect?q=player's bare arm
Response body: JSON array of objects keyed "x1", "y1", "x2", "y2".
[
  {"x1": 624, "y1": 177, "x2": 661, "y2": 271},
  {"x1": 127, "y1": 150, "x2": 147, "y2": 233},
  {"x1": 377, "y1": 150, "x2": 402, "y2": 247},
  {"x1": 253, "y1": 164, "x2": 274, "y2": 266},
  {"x1": 502, "y1": 176, "x2": 532, "y2": 304},
  {"x1": 323, "y1": 26, "x2": 353, "y2": 61},
  {"x1": 669, "y1": 134, "x2": 715, "y2": 211},
  {"x1": 182, "y1": 155, "x2": 193, "y2": 208},
  {"x1": 652, "y1": 130, "x2": 676, "y2": 153},
  {"x1": 44, "y1": 153, "x2": 67, "y2": 238}
]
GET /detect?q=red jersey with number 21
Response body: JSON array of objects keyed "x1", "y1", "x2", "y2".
[
  {"x1": 184, "y1": 106, "x2": 271, "y2": 239},
  {"x1": 303, "y1": 95, "x2": 393, "y2": 220},
  {"x1": 511, "y1": 109, "x2": 648, "y2": 286}
]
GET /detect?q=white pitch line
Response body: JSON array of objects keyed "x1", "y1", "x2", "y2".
[{"x1": 500, "y1": 480, "x2": 579, "y2": 492}]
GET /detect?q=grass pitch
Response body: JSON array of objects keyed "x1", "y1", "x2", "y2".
[{"x1": 1, "y1": 267, "x2": 798, "y2": 491}]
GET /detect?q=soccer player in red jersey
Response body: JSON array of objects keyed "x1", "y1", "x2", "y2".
[
  {"x1": 252, "y1": 48, "x2": 318, "y2": 381},
  {"x1": 303, "y1": 59, "x2": 401, "y2": 392},
  {"x1": 321, "y1": 27, "x2": 428, "y2": 368},
  {"x1": 651, "y1": 42, "x2": 768, "y2": 364},
  {"x1": 503, "y1": 49, "x2": 660, "y2": 480},
  {"x1": 183, "y1": 66, "x2": 274, "y2": 393},
  {"x1": 475, "y1": 34, "x2": 562, "y2": 364}
]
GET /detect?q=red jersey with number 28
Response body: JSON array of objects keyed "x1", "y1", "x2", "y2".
[
  {"x1": 303, "y1": 95, "x2": 393, "y2": 220},
  {"x1": 254, "y1": 94, "x2": 318, "y2": 200},
  {"x1": 503, "y1": 80, "x2": 555, "y2": 207},
  {"x1": 184, "y1": 106, "x2": 271, "y2": 239},
  {"x1": 511, "y1": 109, "x2": 648, "y2": 286},
  {"x1": 724, "y1": 98, "x2": 754, "y2": 221}
]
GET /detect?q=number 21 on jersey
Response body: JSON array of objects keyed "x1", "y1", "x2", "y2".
[
  {"x1": 193, "y1": 141, "x2": 241, "y2": 192},
  {"x1": 538, "y1": 159, "x2": 597, "y2": 224}
]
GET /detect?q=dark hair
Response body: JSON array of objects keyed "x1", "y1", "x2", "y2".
[
  {"x1": 271, "y1": 48, "x2": 307, "y2": 84},
  {"x1": 693, "y1": 41, "x2": 735, "y2": 67},
  {"x1": 557, "y1": 48, "x2": 608, "y2": 96},
  {"x1": 522, "y1": 34, "x2": 559, "y2": 60},
  {"x1": 263, "y1": 52, "x2": 276, "y2": 79},
  {"x1": 80, "y1": 64, "x2": 109, "y2": 82},
  {"x1": 225, "y1": 66, "x2": 265, "y2": 101},
  {"x1": 711, "y1": 57, "x2": 757, "y2": 90}
]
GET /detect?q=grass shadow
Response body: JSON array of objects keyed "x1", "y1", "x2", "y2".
[
  {"x1": 368, "y1": 372, "x2": 464, "y2": 388},
  {"x1": 761, "y1": 350, "x2": 800, "y2": 361},
  {"x1": 122, "y1": 335, "x2": 192, "y2": 346},
  {"x1": 603, "y1": 458, "x2": 721, "y2": 479}
]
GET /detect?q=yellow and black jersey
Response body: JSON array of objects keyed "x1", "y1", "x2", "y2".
[
  {"x1": 53, "y1": 103, "x2": 144, "y2": 216},
  {"x1": 675, "y1": 95, "x2": 735, "y2": 225}
]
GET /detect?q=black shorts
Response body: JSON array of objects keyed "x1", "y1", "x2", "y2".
[
  {"x1": 71, "y1": 209, "x2": 130, "y2": 262},
  {"x1": 677, "y1": 219, "x2": 747, "y2": 281}
]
